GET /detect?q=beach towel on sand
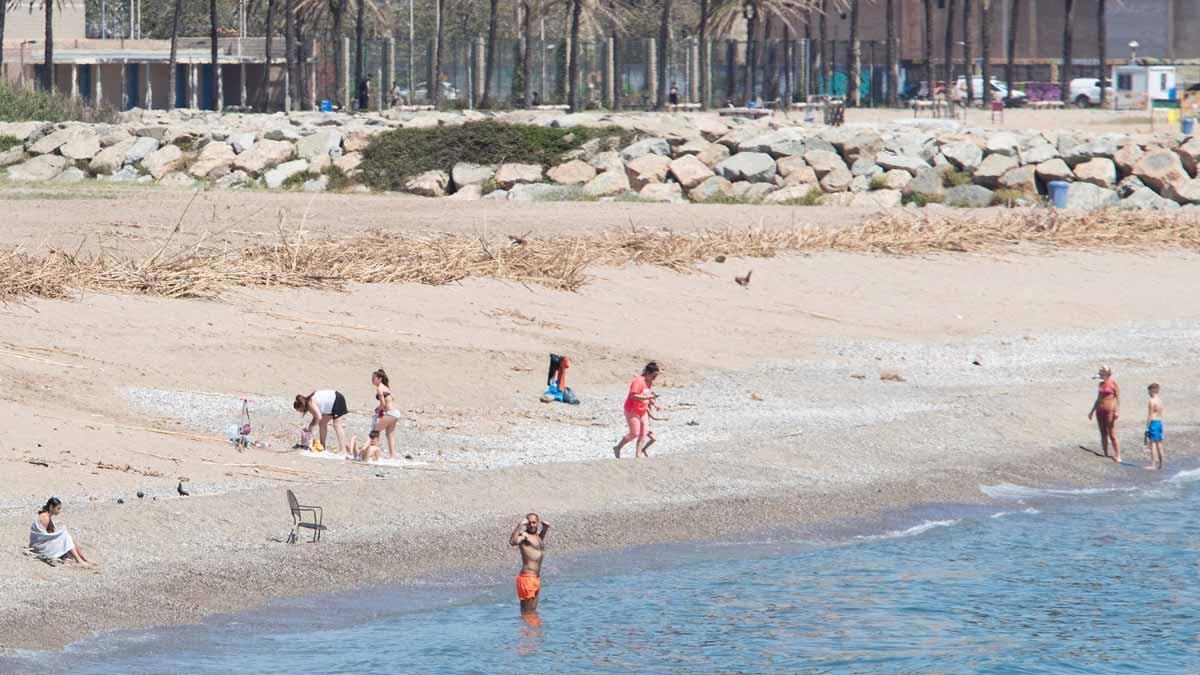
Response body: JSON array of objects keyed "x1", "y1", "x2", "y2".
[{"x1": 29, "y1": 520, "x2": 74, "y2": 560}]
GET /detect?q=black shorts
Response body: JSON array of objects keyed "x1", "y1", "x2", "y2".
[
  {"x1": 331, "y1": 392, "x2": 348, "y2": 419},
  {"x1": 668, "y1": 93, "x2": 679, "y2": 105}
]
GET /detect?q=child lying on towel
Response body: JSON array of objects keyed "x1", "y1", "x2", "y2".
[{"x1": 345, "y1": 430, "x2": 382, "y2": 463}]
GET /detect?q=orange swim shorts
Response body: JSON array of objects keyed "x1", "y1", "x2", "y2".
[{"x1": 516, "y1": 573, "x2": 541, "y2": 601}]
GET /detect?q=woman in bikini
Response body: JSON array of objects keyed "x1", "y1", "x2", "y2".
[
  {"x1": 1088, "y1": 365, "x2": 1121, "y2": 463},
  {"x1": 371, "y1": 368, "x2": 400, "y2": 458}
]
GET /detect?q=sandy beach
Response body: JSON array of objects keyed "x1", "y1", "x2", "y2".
[{"x1": 1, "y1": 185, "x2": 1198, "y2": 653}]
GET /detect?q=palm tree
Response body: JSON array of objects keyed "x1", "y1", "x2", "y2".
[
  {"x1": 354, "y1": 0, "x2": 367, "y2": 108},
  {"x1": 885, "y1": 0, "x2": 896, "y2": 105},
  {"x1": 567, "y1": 0, "x2": 582, "y2": 110},
  {"x1": 168, "y1": 0, "x2": 182, "y2": 109},
  {"x1": 210, "y1": 0, "x2": 219, "y2": 108},
  {"x1": 0, "y1": 2, "x2": 7, "y2": 73},
  {"x1": 818, "y1": 0, "x2": 827, "y2": 95},
  {"x1": 980, "y1": 0, "x2": 991, "y2": 105},
  {"x1": 285, "y1": 0, "x2": 297, "y2": 107},
  {"x1": 743, "y1": 12, "x2": 756, "y2": 104},
  {"x1": 698, "y1": 0, "x2": 710, "y2": 108},
  {"x1": 1097, "y1": 0, "x2": 1106, "y2": 107},
  {"x1": 943, "y1": 0, "x2": 955, "y2": 95},
  {"x1": 17, "y1": 1, "x2": 60, "y2": 92},
  {"x1": 961, "y1": 0, "x2": 972, "y2": 105},
  {"x1": 847, "y1": 0, "x2": 859, "y2": 106},
  {"x1": 922, "y1": 0, "x2": 932, "y2": 96},
  {"x1": 1061, "y1": 0, "x2": 1074, "y2": 104},
  {"x1": 260, "y1": 0, "x2": 277, "y2": 110},
  {"x1": 433, "y1": 0, "x2": 444, "y2": 106},
  {"x1": 1006, "y1": 0, "x2": 1019, "y2": 102},
  {"x1": 656, "y1": 0, "x2": 672, "y2": 109},
  {"x1": 480, "y1": 0, "x2": 500, "y2": 107},
  {"x1": 520, "y1": 0, "x2": 534, "y2": 108}
]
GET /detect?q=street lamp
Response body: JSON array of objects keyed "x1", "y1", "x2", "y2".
[
  {"x1": 19, "y1": 40, "x2": 38, "y2": 88},
  {"x1": 1128, "y1": 40, "x2": 1139, "y2": 63}
]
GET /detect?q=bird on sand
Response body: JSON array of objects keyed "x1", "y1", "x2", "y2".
[
  {"x1": 177, "y1": 481, "x2": 189, "y2": 497},
  {"x1": 734, "y1": 270, "x2": 752, "y2": 288}
]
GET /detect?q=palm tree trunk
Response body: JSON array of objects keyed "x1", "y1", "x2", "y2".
[
  {"x1": 656, "y1": 0, "x2": 672, "y2": 108},
  {"x1": 980, "y1": 0, "x2": 991, "y2": 105},
  {"x1": 922, "y1": 0, "x2": 933, "y2": 95},
  {"x1": 1061, "y1": 0, "x2": 1074, "y2": 104},
  {"x1": 285, "y1": 0, "x2": 297, "y2": 107},
  {"x1": 698, "y1": 0, "x2": 709, "y2": 109},
  {"x1": 480, "y1": 0, "x2": 499, "y2": 107},
  {"x1": 847, "y1": 0, "x2": 859, "y2": 106},
  {"x1": 567, "y1": 0, "x2": 581, "y2": 111},
  {"x1": 43, "y1": 0, "x2": 55, "y2": 92},
  {"x1": 355, "y1": 0, "x2": 367, "y2": 106},
  {"x1": 885, "y1": 0, "x2": 897, "y2": 105},
  {"x1": 168, "y1": 0, "x2": 182, "y2": 110},
  {"x1": 763, "y1": 17, "x2": 777, "y2": 102},
  {"x1": 1097, "y1": 0, "x2": 1106, "y2": 107},
  {"x1": 521, "y1": 0, "x2": 534, "y2": 108},
  {"x1": 0, "y1": 3, "x2": 7, "y2": 71},
  {"x1": 210, "y1": 0, "x2": 219, "y2": 109},
  {"x1": 818, "y1": 0, "x2": 828, "y2": 95},
  {"x1": 742, "y1": 15, "x2": 755, "y2": 104},
  {"x1": 943, "y1": 0, "x2": 956, "y2": 96},
  {"x1": 1006, "y1": 0, "x2": 1019, "y2": 102},
  {"x1": 432, "y1": 0, "x2": 444, "y2": 106},
  {"x1": 331, "y1": 0, "x2": 348, "y2": 107},
  {"x1": 260, "y1": 0, "x2": 276, "y2": 110},
  {"x1": 803, "y1": 12, "x2": 812, "y2": 98},
  {"x1": 612, "y1": 28, "x2": 623, "y2": 110},
  {"x1": 962, "y1": 0, "x2": 972, "y2": 105}
]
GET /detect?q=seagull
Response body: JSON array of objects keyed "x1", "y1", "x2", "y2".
[
  {"x1": 734, "y1": 270, "x2": 752, "y2": 288},
  {"x1": 177, "y1": 481, "x2": 189, "y2": 497}
]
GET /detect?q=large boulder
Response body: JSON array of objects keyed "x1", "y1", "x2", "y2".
[
  {"x1": 59, "y1": 133, "x2": 101, "y2": 161},
  {"x1": 51, "y1": 166, "x2": 87, "y2": 184},
  {"x1": 87, "y1": 139, "x2": 134, "y2": 175},
  {"x1": 0, "y1": 146, "x2": 26, "y2": 168},
  {"x1": 731, "y1": 181, "x2": 775, "y2": 202},
  {"x1": 0, "y1": 121, "x2": 49, "y2": 142},
  {"x1": 125, "y1": 136, "x2": 160, "y2": 164},
  {"x1": 944, "y1": 184, "x2": 995, "y2": 208},
  {"x1": 1121, "y1": 186, "x2": 1182, "y2": 210},
  {"x1": 232, "y1": 139, "x2": 294, "y2": 174},
  {"x1": 764, "y1": 185, "x2": 819, "y2": 204},
  {"x1": 902, "y1": 168, "x2": 946, "y2": 201},
  {"x1": 836, "y1": 129, "x2": 884, "y2": 164},
  {"x1": 776, "y1": 155, "x2": 809, "y2": 178},
  {"x1": 850, "y1": 157, "x2": 883, "y2": 178},
  {"x1": 1133, "y1": 149, "x2": 1188, "y2": 195},
  {"x1": 695, "y1": 142, "x2": 731, "y2": 168},
  {"x1": 494, "y1": 163, "x2": 544, "y2": 189},
  {"x1": 818, "y1": 166, "x2": 854, "y2": 193},
  {"x1": 639, "y1": 182, "x2": 686, "y2": 203},
  {"x1": 625, "y1": 154, "x2": 672, "y2": 189},
  {"x1": 264, "y1": 159, "x2": 311, "y2": 189},
  {"x1": 941, "y1": 141, "x2": 983, "y2": 172},
  {"x1": 450, "y1": 162, "x2": 495, "y2": 188},
  {"x1": 1074, "y1": 157, "x2": 1117, "y2": 188},
  {"x1": 738, "y1": 128, "x2": 807, "y2": 158},
  {"x1": 404, "y1": 169, "x2": 449, "y2": 196},
  {"x1": 588, "y1": 151, "x2": 625, "y2": 174},
  {"x1": 620, "y1": 137, "x2": 671, "y2": 162},
  {"x1": 688, "y1": 175, "x2": 735, "y2": 202},
  {"x1": 334, "y1": 152, "x2": 363, "y2": 174},
  {"x1": 6, "y1": 154, "x2": 67, "y2": 182},
  {"x1": 1164, "y1": 178, "x2": 1200, "y2": 204},
  {"x1": 780, "y1": 166, "x2": 819, "y2": 187},
  {"x1": 714, "y1": 152, "x2": 777, "y2": 183},
  {"x1": 507, "y1": 184, "x2": 578, "y2": 201},
  {"x1": 1019, "y1": 142, "x2": 1059, "y2": 165},
  {"x1": 142, "y1": 144, "x2": 184, "y2": 180},
  {"x1": 877, "y1": 169, "x2": 912, "y2": 190},
  {"x1": 1063, "y1": 182, "x2": 1119, "y2": 211},
  {"x1": 188, "y1": 142, "x2": 236, "y2": 178},
  {"x1": 582, "y1": 170, "x2": 632, "y2": 198},
  {"x1": 850, "y1": 189, "x2": 902, "y2": 209},
  {"x1": 875, "y1": 151, "x2": 930, "y2": 175},
  {"x1": 669, "y1": 154, "x2": 714, "y2": 190},
  {"x1": 296, "y1": 129, "x2": 343, "y2": 161},
  {"x1": 547, "y1": 159, "x2": 596, "y2": 185},
  {"x1": 1035, "y1": 158, "x2": 1075, "y2": 183},
  {"x1": 999, "y1": 165, "x2": 1038, "y2": 193},
  {"x1": 1113, "y1": 143, "x2": 1144, "y2": 176},
  {"x1": 974, "y1": 153, "x2": 1019, "y2": 188},
  {"x1": 229, "y1": 132, "x2": 257, "y2": 154},
  {"x1": 447, "y1": 184, "x2": 484, "y2": 201},
  {"x1": 803, "y1": 149, "x2": 847, "y2": 178},
  {"x1": 28, "y1": 127, "x2": 81, "y2": 155},
  {"x1": 263, "y1": 125, "x2": 301, "y2": 142},
  {"x1": 985, "y1": 132, "x2": 1020, "y2": 157},
  {"x1": 1175, "y1": 137, "x2": 1200, "y2": 176}
]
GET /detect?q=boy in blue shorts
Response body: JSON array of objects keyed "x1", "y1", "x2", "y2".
[{"x1": 1144, "y1": 383, "x2": 1165, "y2": 471}]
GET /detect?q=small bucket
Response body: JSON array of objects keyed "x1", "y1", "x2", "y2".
[
  {"x1": 1182, "y1": 117, "x2": 1196, "y2": 136},
  {"x1": 320, "y1": 99, "x2": 333, "y2": 112},
  {"x1": 1048, "y1": 181, "x2": 1071, "y2": 209}
]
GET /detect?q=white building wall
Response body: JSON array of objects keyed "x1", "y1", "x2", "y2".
[{"x1": 2, "y1": 3, "x2": 88, "y2": 44}]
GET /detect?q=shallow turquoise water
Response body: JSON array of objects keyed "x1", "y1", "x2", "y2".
[{"x1": 18, "y1": 469, "x2": 1200, "y2": 674}]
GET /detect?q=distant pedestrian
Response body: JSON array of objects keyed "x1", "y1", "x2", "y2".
[
  {"x1": 357, "y1": 77, "x2": 371, "y2": 111},
  {"x1": 1088, "y1": 365, "x2": 1121, "y2": 463},
  {"x1": 1144, "y1": 383, "x2": 1165, "y2": 471},
  {"x1": 668, "y1": 82, "x2": 680, "y2": 110}
]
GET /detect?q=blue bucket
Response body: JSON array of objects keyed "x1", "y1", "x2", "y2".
[
  {"x1": 320, "y1": 99, "x2": 333, "y2": 112},
  {"x1": 1183, "y1": 117, "x2": 1196, "y2": 136},
  {"x1": 1048, "y1": 181, "x2": 1071, "y2": 209}
]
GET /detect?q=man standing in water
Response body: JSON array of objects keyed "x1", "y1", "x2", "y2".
[{"x1": 510, "y1": 513, "x2": 549, "y2": 615}]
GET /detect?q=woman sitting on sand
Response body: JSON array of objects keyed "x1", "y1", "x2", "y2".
[
  {"x1": 29, "y1": 497, "x2": 95, "y2": 567},
  {"x1": 613, "y1": 362, "x2": 660, "y2": 459},
  {"x1": 371, "y1": 368, "x2": 401, "y2": 459},
  {"x1": 294, "y1": 389, "x2": 349, "y2": 452},
  {"x1": 1088, "y1": 365, "x2": 1121, "y2": 463}
]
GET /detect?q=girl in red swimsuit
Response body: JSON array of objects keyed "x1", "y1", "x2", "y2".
[{"x1": 1088, "y1": 365, "x2": 1121, "y2": 463}]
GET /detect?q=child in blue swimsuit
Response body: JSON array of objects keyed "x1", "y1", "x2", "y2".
[{"x1": 1144, "y1": 383, "x2": 1165, "y2": 471}]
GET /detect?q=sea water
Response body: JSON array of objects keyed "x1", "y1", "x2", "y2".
[{"x1": 17, "y1": 469, "x2": 1200, "y2": 674}]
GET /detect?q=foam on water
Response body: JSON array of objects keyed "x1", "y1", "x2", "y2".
[
  {"x1": 979, "y1": 481, "x2": 1138, "y2": 500},
  {"x1": 856, "y1": 518, "x2": 961, "y2": 541},
  {"x1": 989, "y1": 507, "x2": 1040, "y2": 519}
]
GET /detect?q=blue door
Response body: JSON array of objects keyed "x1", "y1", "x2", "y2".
[
  {"x1": 126, "y1": 63, "x2": 140, "y2": 109},
  {"x1": 201, "y1": 64, "x2": 215, "y2": 110},
  {"x1": 176, "y1": 64, "x2": 187, "y2": 109},
  {"x1": 80, "y1": 65, "x2": 93, "y2": 103}
]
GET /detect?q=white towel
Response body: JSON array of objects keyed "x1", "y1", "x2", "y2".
[{"x1": 29, "y1": 520, "x2": 74, "y2": 560}]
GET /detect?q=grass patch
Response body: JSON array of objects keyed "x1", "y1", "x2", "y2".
[
  {"x1": 359, "y1": 121, "x2": 633, "y2": 192},
  {"x1": 0, "y1": 135, "x2": 22, "y2": 152},
  {"x1": 281, "y1": 170, "x2": 318, "y2": 190},
  {"x1": 774, "y1": 187, "x2": 825, "y2": 206},
  {"x1": 943, "y1": 170, "x2": 973, "y2": 188},
  {"x1": 0, "y1": 81, "x2": 119, "y2": 123},
  {"x1": 697, "y1": 194, "x2": 756, "y2": 206},
  {"x1": 868, "y1": 175, "x2": 888, "y2": 191},
  {"x1": 902, "y1": 192, "x2": 945, "y2": 207},
  {"x1": 321, "y1": 164, "x2": 356, "y2": 191},
  {"x1": 991, "y1": 188, "x2": 1035, "y2": 207}
]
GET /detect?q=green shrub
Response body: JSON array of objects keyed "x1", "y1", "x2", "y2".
[
  {"x1": 282, "y1": 170, "x2": 317, "y2": 190},
  {"x1": 943, "y1": 169, "x2": 972, "y2": 188},
  {"x1": 0, "y1": 135, "x2": 22, "y2": 152},
  {"x1": 0, "y1": 80, "x2": 119, "y2": 123},
  {"x1": 773, "y1": 187, "x2": 824, "y2": 206},
  {"x1": 359, "y1": 121, "x2": 632, "y2": 192},
  {"x1": 868, "y1": 175, "x2": 888, "y2": 191},
  {"x1": 321, "y1": 164, "x2": 356, "y2": 191},
  {"x1": 902, "y1": 192, "x2": 944, "y2": 207}
]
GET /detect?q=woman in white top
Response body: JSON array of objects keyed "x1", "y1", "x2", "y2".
[{"x1": 294, "y1": 389, "x2": 349, "y2": 452}]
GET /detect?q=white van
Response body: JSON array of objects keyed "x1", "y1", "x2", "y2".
[
  {"x1": 1069, "y1": 78, "x2": 1115, "y2": 107},
  {"x1": 954, "y1": 77, "x2": 1027, "y2": 104}
]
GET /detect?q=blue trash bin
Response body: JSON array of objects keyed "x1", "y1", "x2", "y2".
[
  {"x1": 320, "y1": 99, "x2": 333, "y2": 112},
  {"x1": 1048, "y1": 181, "x2": 1070, "y2": 208},
  {"x1": 1183, "y1": 117, "x2": 1196, "y2": 136}
]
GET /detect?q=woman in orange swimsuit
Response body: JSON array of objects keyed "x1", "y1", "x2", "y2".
[{"x1": 1088, "y1": 365, "x2": 1121, "y2": 463}]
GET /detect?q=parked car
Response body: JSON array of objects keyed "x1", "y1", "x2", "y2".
[
  {"x1": 954, "y1": 77, "x2": 1027, "y2": 104},
  {"x1": 1069, "y1": 78, "x2": 1115, "y2": 107},
  {"x1": 395, "y1": 81, "x2": 459, "y2": 103}
]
